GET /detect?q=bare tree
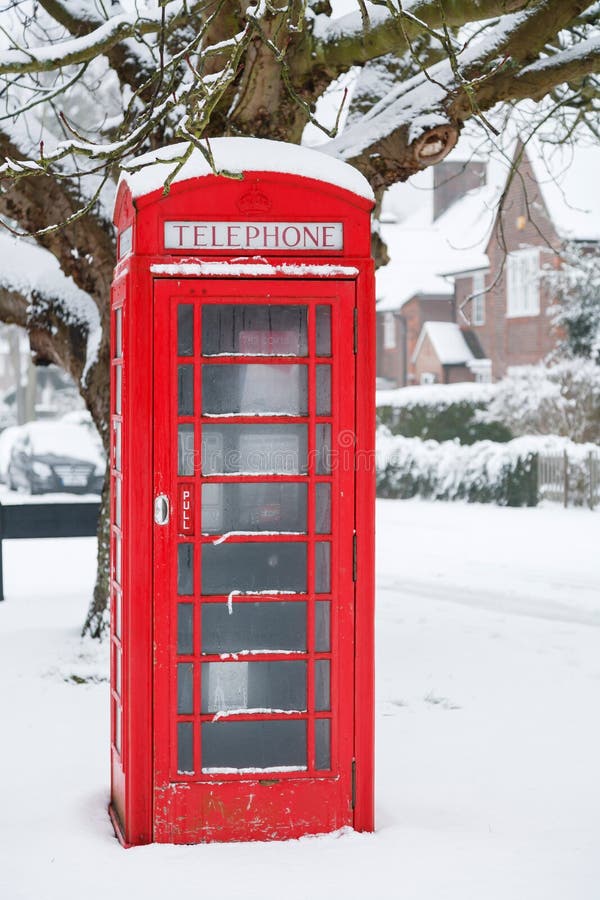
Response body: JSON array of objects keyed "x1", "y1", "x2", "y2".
[{"x1": 0, "y1": 0, "x2": 599, "y2": 636}]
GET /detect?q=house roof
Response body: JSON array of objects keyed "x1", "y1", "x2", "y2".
[
  {"x1": 412, "y1": 321, "x2": 475, "y2": 366},
  {"x1": 528, "y1": 143, "x2": 600, "y2": 242},
  {"x1": 375, "y1": 182, "x2": 499, "y2": 312},
  {"x1": 377, "y1": 135, "x2": 600, "y2": 304}
]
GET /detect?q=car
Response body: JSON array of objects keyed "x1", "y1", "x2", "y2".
[
  {"x1": 0, "y1": 425, "x2": 21, "y2": 483},
  {"x1": 6, "y1": 420, "x2": 105, "y2": 494}
]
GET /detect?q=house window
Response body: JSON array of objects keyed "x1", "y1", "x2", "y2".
[
  {"x1": 420, "y1": 372, "x2": 436, "y2": 385},
  {"x1": 383, "y1": 313, "x2": 396, "y2": 349},
  {"x1": 472, "y1": 272, "x2": 486, "y2": 326},
  {"x1": 506, "y1": 249, "x2": 540, "y2": 317}
]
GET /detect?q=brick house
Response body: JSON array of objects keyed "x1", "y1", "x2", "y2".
[{"x1": 376, "y1": 142, "x2": 600, "y2": 386}]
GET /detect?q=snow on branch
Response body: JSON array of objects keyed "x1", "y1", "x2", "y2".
[
  {"x1": 325, "y1": 0, "x2": 599, "y2": 188},
  {"x1": 0, "y1": 234, "x2": 101, "y2": 385},
  {"x1": 0, "y1": 13, "x2": 165, "y2": 76},
  {"x1": 312, "y1": 0, "x2": 531, "y2": 69}
]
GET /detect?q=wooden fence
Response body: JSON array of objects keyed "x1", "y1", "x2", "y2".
[{"x1": 537, "y1": 451, "x2": 599, "y2": 509}]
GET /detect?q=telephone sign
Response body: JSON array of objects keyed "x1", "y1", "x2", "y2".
[{"x1": 109, "y1": 137, "x2": 375, "y2": 846}]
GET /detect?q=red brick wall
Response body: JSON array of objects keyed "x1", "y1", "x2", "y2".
[
  {"x1": 458, "y1": 151, "x2": 561, "y2": 379},
  {"x1": 376, "y1": 312, "x2": 405, "y2": 386},
  {"x1": 413, "y1": 333, "x2": 444, "y2": 383}
]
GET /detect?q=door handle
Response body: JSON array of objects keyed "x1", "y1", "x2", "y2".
[{"x1": 154, "y1": 494, "x2": 170, "y2": 525}]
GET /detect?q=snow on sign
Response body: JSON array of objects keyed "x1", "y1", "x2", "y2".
[{"x1": 164, "y1": 221, "x2": 343, "y2": 251}]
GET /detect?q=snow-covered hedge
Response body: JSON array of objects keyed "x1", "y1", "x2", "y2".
[
  {"x1": 376, "y1": 431, "x2": 599, "y2": 506},
  {"x1": 477, "y1": 360, "x2": 600, "y2": 444},
  {"x1": 376, "y1": 382, "x2": 511, "y2": 445}
]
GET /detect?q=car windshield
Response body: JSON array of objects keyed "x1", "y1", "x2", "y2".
[{"x1": 25, "y1": 423, "x2": 104, "y2": 465}]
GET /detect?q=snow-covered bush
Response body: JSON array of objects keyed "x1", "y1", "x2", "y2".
[
  {"x1": 376, "y1": 382, "x2": 511, "y2": 445},
  {"x1": 545, "y1": 243, "x2": 600, "y2": 363},
  {"x1": 376, "y1": 431, "x2": 598, "y2": 506},
  {"x1": 477, "y1": 360, "x2": 600, "y2": 444}
]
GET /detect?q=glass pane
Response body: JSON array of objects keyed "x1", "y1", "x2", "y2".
[
  {"x1": 202, "y1": 720, "x2": 307, "y2": 771},
  {"x1": 315, "y1": 424, "x2": 331, "y2": 474},
  {"x1": 178, "y1": 722, "x2": 194, "y2": 774},
  {"x1": 178, "y1": 663, "x2": 194, "y2": 714},
  {"x1": 177, "y1": 603, "x2": 194, "y2": 655},
  {"x1": 201, "y1": 482, "x2": 307, "y2": 534},
  {"x1": 114, "y1": 307, "x2": 122, "y2": 358},
  {"x1": 202, "y1": 365, "x2": 308, "y2": 416},
  {"x1": 178, "y1": 424, "x2": 195, "y2": 476},
  {"x1": 315, "y1": 601, "x2": 330, "y2": 652},
  {"x1": 201, "y1": 542, "x2": 307, "y2": 595},
  {"x1": 114, "y1": 365, "x2": 122, "y2": 415},
  {"x1": 202, "y1": 425, "x2": 307, "y2": 475},
  {"x1": 315, "y1": 719, "x2": 331, "y2": 770},
  {"x1": 114, "y1": 702, "x2": 121, "y2": 754},
  {"x1": 178, "y1": 544, "x2": 194, "y2": 596},
  {"x1": 202, "y1": 601, "x2": 306, "y2": 654},
  {"x1": 201, "y1": 661, "x2": 306, "y2": 713},
  {"x1": 178, "y1": 365, "x2": 194, "y2": 416},
  {"x1": 316, "y1": 366, "x2": 331, "y2": 416},
  {"x1": 113, "y1": 421, "x2": 121, "y2": 471},
  {"x1": 315, "y1": 306, "x2": 331, "y2": 356},
  {"x1": 114, "y1": 587, "x2": 121, "y2": 639},
  {"x1": 202, "y1": 305, "x2": 308, "y2": 356},
  {"x1": 315, "y1": 483, "x2": 330, "y2": 534},
  {"x1": 315, "y1": 542, "x2": 330, "y2": 593},
  {"x1": 115, "y1": 647, "x2": 121, "y2": 696},
  {"x1": 178, "y1": 304, "x2": 194, "y2": 356},
  {"x1": 114, "y1": 534, "x2": 121, "y2": 583},
  {"x1": 114, "y1": 476, "x2": 122, "y2": 528},
  {"x1": 315, "y1": 660, "x2": 330, "y2": 711}
]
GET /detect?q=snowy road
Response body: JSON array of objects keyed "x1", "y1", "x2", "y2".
[{"x1": 0, "y1": 500, "x2": 598, "y2": 900}]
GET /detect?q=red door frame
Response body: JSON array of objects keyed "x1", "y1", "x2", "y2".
[{"x1": 152, "y1": 278, "x2": 357, "y2": 842}]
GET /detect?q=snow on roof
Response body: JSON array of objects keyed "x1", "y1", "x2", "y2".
[
  {"x1": 412, "y1": 321, "x2": 474, "y2": 366},
  {"x1": 528, "y1": 142, "x2": 600, "y2": 242},
  {"x1": 375, "y1": 181, "x2": 498, "y2": 311},
  {"x1": 120, "y1": 138, "x2": 374, "y2": 202}
]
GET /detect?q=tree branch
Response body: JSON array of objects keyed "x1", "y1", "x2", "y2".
[
  {"x1": 311, "y1": 0, "x2": 531, "y2": 71},
  {"x1": 327, "y1": 0, "x2": 598, "y2": 188}
]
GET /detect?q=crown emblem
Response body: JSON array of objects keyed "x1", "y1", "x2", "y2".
[{"x1": 237, "y1": 185, "x2": 272, "y2": 215}]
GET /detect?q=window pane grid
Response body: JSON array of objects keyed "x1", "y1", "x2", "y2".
[{"x1": 172, "y1": 297, "x2": 341, "y2": 780}]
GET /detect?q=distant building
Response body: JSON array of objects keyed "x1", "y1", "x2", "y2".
[{"x1": 376, "y1": 141, "x2": 600, "y2": 387}]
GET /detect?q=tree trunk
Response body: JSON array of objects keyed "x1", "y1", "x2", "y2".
[{"x1": 82, "y1": 467, "x2": 111, "y2": 638}]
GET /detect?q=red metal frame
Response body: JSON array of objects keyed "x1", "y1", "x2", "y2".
[{"x1": 110, "y1": 166, "x2": 375, "y2": 845}]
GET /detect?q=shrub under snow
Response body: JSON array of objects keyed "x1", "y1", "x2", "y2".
[
  {"x1": 376, "y1": 430, "x2": 598, "y2": 506},
  {"x1": 477, "y1": 359, "x2": 600, "y2": 444},
  {"x1": 376, "y1": 382, "x2": 511, "y2": 445}
]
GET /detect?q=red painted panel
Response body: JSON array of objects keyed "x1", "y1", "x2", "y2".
[
  {"x1": 110, "y1": 162, "x2": 375, "y2": 846},
  {"x1": 152, "y1": 279, "x2": 357, "y2": 843}
]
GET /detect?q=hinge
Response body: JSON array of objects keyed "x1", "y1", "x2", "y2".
[
  {"x1": 351, "y1": 758, "x2": 356, "y2": 810},
  {"x1": 352, "y1": 532, "x2": 357, "y2": 582},
  {"x1": 353, "y1": 308, "x2": 358, "y2": 353}
]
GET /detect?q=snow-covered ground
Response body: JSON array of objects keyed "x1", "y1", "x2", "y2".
[{"x1": 0, "y1": 500, "x2": 598, "y2": 900}]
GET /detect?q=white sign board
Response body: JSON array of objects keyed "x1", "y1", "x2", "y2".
[{"x1": 164, "y1": 221, "x2": 343, "y2": 251}]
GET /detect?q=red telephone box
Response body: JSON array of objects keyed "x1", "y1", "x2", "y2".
[{"x1": 109, "y1": 138, "x2": 375, "y2": 845}]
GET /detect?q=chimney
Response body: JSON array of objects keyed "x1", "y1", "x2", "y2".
[{"x1": 433, "y1": 161, "x2": 486, "y2": 221}]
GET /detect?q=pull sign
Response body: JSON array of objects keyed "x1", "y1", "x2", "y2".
[{"x1": 178, "y1": 484, "x2": 195, "y2": 536}]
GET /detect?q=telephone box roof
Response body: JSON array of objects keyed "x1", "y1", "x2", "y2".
[{"x1": 119, "y1": 137, "x2": 375, "y2": 204}]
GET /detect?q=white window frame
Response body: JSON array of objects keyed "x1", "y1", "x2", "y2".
[
  {"x1": 471, "y1": 271, "x2": 486, "y2": 326},
  {"x1": 506, "y1": 248, "x2": 540, "y2": 317},
  {"x1": 420, "y1": 372, "x2": 436, "y2": 385},
  {"x1": 383, "y1": 312, "x2": 396, "y2": 350}
]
